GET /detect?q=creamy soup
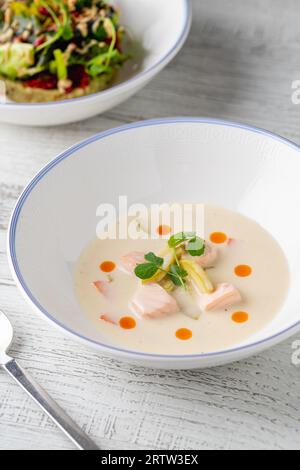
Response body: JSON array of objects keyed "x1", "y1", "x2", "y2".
[{"x1": 74, "y1": 205, "x2": 290, "y2": 355}]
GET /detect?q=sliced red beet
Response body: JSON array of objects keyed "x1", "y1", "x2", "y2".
[
  {"x1": 24, "y1": 74, "x2": 58, "y2": 90},
  {"x1": 34, "y1": 36, "x2": 46, "y2": 48},
  {"x1": 67, "y1": 65, "x2": 90, "y2": 92},
  {"x1": 24, "y1": 66, "x2": 89, "y2": 93},
  {"x1": 38, "y1": 6, "x2": 51, "y2": 17}
]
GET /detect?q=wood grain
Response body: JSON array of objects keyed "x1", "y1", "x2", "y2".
[{"x1": 1, "y1": 0, "x2": 300, "y2": 450}]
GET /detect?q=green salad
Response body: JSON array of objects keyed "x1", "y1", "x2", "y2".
[{"x1": 0, "y1": 0, "x2": 128, "y2": 102}]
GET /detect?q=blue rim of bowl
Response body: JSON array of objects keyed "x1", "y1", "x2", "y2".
[
  {"x1": 8, "y1": 117, "x2": 300, "y2": 361},
  {"x1": 0, "y1": 0, "x2": 191, "y2": 109}
]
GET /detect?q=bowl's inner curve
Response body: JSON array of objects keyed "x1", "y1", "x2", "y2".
[{"x1": 11, "y1": 121, "x2": 300, "y2": 355}]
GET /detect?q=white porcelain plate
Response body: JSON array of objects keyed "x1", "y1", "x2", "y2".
[
  {"x1": 0, "y1": 0, "x2": 191, "y2": 126},
  {"x1": 8, "y1": 118, "x2": 300, "y2": 369}
]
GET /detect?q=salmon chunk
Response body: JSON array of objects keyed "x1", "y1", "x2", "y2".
[
  {"x1": 93, "y1": 280, "x2": 110, "y2": 297},
  {"x1": 99, "y1": 314, "x2": 117, "y2": 325},
  {"x1": 194, "y1": 283, "x2": 242, "y2": 312},
  {"x1": 129, "y1": 283, "x2": 179, "y2": 318},
  {"x1": 195, "y1": 244, "x2": 218, "y2": 267},
  {"x1": 119, "y1": 251, "x2": 145, "y2": 275}
]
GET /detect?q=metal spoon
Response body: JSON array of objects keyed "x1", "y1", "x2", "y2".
[{"x1": 0, "y1": 310, "x2": 99, "y2": 450}]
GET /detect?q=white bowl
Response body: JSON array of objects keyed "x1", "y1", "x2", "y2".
[
  {"x1": 0, "y1": 0, "x2": 191, "y2": 127},
  {"x1": 8, "y1": 118, "x2": 300, "y2": 369}
]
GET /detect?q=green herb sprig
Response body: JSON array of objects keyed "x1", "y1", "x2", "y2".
[
  {"x1": 134, "y1": 252, "x2": 164, "y2": 280},
  {"x1": 168, "y1": 264, "x2": 188, "y2": 288},
  {"x1": 134, "y1": 252, "x2": 188, "y2": 288},
  {"x1": 134, "y1": 232, "x2": 206, "y2": 289},
  {"x1": 168, "y1": 232, "x2": 205, "y2": 257}
]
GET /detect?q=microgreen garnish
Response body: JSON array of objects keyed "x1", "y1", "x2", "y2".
[
  {"x1": 134, "y1": 252, "x2": 163, "y2": 280},
  {"x1": 134, "y1": 252, "x2": 187, "y2": 287},
  {"x1": 168, "y1": 264, "x2": 188, "y2": 288},
  {"x1": 168, "y1": 232, "x2": 196, "y2": 248},
  {"x1": 186, "y1": 237, "x2": 205, "y2": 257},
  {"x1": 144, "y1": 252, "x2": 164, "y2": 265},
  {"x1": 168, "y1": 232, "x2": 205, "y2": 257},
  {"x1": 135, "y1": 232, "x2": 206, "y2": 289}
]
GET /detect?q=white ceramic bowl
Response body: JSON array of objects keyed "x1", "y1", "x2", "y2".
[
  {"x1": 0, "y1": 0, "x2": 191, "y2": 127},
  {"x1": 8, "y1": 118, "x2": 300, "y2": 369}
]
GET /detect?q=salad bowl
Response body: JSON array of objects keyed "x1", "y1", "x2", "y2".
[
  {"x1": 8, "y1": 118, "x2": 300, "y2": 369},
  {"x1": 0, "y1": 0, "x2": 191, "y2": 126}
]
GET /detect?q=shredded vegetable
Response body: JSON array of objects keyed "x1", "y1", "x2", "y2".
[{"x1": 0, "y1": 0, "x2": 128, "y2": 98}]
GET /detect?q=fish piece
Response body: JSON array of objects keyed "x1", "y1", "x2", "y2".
[
  {"x1": 129, "y1": 283, "x2": 179, "y2": 319},
  {"x1": 93, "y1": 280, "x2": 110, "y2": 297},
  {"x1": 119, "y1": 251, "x2": 145, "y2": 275},
  {"x1": 193, "y1": 283, "x2": 242, "y2": 312},
  {"x1": 99, "y1": 314, "x2": 117, "y2": 325},
  {"x1": 194, "y1": 243, "x2": 218, "y2": 267}
]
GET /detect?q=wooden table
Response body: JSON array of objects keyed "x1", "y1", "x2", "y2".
[{"x1": 1, "y1": 0, "x2": 300, "y2": 450}]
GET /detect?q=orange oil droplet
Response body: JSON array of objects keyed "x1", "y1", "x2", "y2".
[
  {"x1": 210, "y1": 232, "x2": 228, "y2": 244},
  {"x1": 234, "y1": 265, "x2": 252, "y2": 277},
  {"x1": 175, "y1": 328, "x2": 193, "y2": 340},
  {"x1": 232, "y1": 312, "x2": 249, "y2": 323},
  {"x1": 100, "y1": 261, "x2": 116, "y2": 273},
  {"x1": 119, "y1": 316, "x2": 137, "y2": 330},
  {"x1": 157, "y1": 225, "x2": 172, "y2": 236}
]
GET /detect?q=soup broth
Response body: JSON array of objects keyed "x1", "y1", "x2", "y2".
[{"x1": 74, "y1": 205, "x2": 290, "y2": 355}]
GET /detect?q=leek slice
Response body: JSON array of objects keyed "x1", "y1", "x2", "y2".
[
  {"x1": 180, "y1": 259, "x2": 214, "y2": 294},
  {"x1": 173, "y1": 287, "x2": 201, "y2": 320},
  {"x1": 142, "y1": 246, "x2": 174, "y2": 284},
  {"x1": 159, "y1": 277, "x2": 175, "y2": 293}
]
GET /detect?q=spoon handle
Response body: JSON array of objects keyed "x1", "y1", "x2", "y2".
[{"x1": 3, "y1": 358, "x2": 99, "y2": 450}]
